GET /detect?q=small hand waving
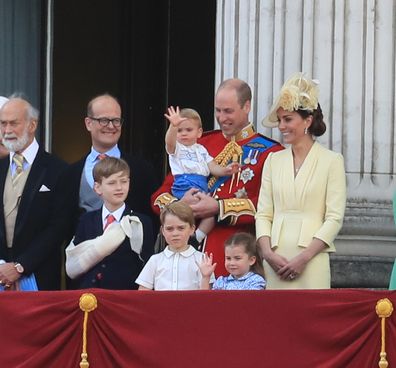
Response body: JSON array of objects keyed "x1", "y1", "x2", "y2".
[{"x1": 164, "y1": 106, "x2": 188, "y2": 127}]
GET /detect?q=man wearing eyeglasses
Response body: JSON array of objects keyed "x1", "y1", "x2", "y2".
[{"x1": 63, "y1": 94, "x2": 159, "y2": 252}]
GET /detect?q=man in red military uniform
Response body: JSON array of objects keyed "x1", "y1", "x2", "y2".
[{"x1": 152, "y1": 79, "x2": 283, "y2": 276}]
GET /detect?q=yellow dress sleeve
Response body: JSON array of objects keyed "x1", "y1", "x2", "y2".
[
  {"x1": 313, "y1": 153, "x2": 346, "y2": 246},
  {"x1": 255, "y1": 152, "x2": 274, "y2": 239}
]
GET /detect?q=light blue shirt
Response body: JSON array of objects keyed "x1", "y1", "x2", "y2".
[
  {"x1": 8, "y1": 138, "x2": 39, "y2": 176},
  {"x1": 212, "y1": 271, "x2": 266, "y2": 290},
  {"x1": 84, "y1": 145, "x2": 121, "y2": 188}
]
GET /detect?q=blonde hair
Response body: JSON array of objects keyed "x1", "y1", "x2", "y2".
[{"x1": 179, "y1": 108, "x2": 202, "y2": 128}]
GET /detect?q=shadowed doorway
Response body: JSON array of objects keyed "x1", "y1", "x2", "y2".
[{"x1": 51, "y1": 0, "x2": 216, "y2": 181}]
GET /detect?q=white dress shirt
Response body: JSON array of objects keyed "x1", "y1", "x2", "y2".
[{"x1": 136, "y1": 245, "x2": 215, "y2": 290}]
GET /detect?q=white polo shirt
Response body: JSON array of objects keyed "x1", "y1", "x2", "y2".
[{"x1": 136, "y1": 245, "x2": 215, "y2": 290}]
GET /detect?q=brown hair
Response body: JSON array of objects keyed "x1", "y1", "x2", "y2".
[
  {"x1": 160, "y1": 201, "x2": 195, "y2": 227},
  {"x1": 297, "y1": 103, "x2": 326, "y2": 137},
  {"x1": 217, "y1": 78, "x2": 252, "y2": 107},
  {"x1": 179, "y1": 108, "x2": 202, "y2": 128},
  {"x1": 225, "y1": 232, "x2": 265, "y2": 278},
  {"x1": 93, "y1": 157, "x2": 130, "y2": 183}
]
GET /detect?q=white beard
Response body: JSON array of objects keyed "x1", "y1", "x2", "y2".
[{"x1": 2, "y1": 129, "x2": 30, "y2": 153}]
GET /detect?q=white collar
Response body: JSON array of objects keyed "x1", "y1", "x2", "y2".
[
  {"x1": 164, "y1": 245, "x2": 196, "y2": 258},
  {"x1": 102, "y1": 203, "x2": 126, "y2": 223},
  {"x1": 9, "y1": 138, "x2": 39, "y2": 166}
]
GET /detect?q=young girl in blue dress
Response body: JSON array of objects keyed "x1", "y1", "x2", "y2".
[{"x1": 200, "y1": 232, "x2": 266, "y2": 290}]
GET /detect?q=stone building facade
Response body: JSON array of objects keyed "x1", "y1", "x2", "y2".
[{"x1": 215, "y1": 0, "x2": 396, "y2": 287}]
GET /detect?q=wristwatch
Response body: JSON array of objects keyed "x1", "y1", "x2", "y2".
[{"x1": 14, "y1": 262, "x2": 24, "y2": 274}]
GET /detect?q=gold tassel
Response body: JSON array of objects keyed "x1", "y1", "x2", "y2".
[
  {"x1": 375, "y1": 298, "x2": 393, "y2": 368},
  {"x1": 79, "y1": 293, "x2": 98, "y2": 368},
  {"x1": 208, "y1": 140, "x2": 243, "y2": 190}
]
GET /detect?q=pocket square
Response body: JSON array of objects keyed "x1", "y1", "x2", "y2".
[{"x1": 39, "y1": 184, "x2": 51, "y2": 192}]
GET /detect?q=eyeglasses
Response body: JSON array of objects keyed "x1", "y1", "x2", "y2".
[{"x1": 88, "y1": 116, "x2": 123, "y2": 127}]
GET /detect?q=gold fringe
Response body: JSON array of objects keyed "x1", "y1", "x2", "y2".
[
  {"x1": 208, "y1": 140, "x2": 243, "y2": 190},
  {"x1": 79, "y1": 293, "x2": 98, "y2": 368},
  {"x1": 375, "y1": 298, "x2": 393, "y2": 368}
]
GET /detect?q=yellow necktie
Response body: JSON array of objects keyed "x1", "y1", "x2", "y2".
[{"x1": 12, "y1": 153, "x2": 24, "y2": 183}]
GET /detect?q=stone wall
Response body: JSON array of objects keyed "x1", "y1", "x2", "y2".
[{"x1": 215, "y1": 0, "x2": 396, "y2": 287}]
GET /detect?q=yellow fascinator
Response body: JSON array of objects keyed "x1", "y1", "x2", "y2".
[{"x1": 262, "y1": 73, "x2": 319, "y2": 127}]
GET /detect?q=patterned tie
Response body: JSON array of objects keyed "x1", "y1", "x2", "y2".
[
  {"x1": 97, "y1": 153, "x2": 107, "y2": 161},
  {"x1": 12, "y1": 153, "x2": 24, "y2": 183},
  {"x1": 104, "y1": 214, "x2": 116, "y2": 230}
]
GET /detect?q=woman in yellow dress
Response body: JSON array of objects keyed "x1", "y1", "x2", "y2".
[{"x1": 256, "y1": 73, "x2": 346, "y2": 289}]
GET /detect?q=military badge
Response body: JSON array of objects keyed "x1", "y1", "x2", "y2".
[
  {"x1": 235, "y1": 187, "x2": 248, "y2": 198},
  {"x1": 240, "y1": 168, "x2": 254, "y2": 184}
]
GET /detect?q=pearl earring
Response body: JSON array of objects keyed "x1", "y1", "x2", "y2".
[{"x1": 304, "y1": 127, "x2": 308, "y2": 135}]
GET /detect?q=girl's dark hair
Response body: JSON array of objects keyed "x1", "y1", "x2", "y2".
[
  {"x1": 297, "y1": 103, "x2": 326, "y2": 137},
  {"x1": 224, "y1": 232, "x2": 265, "y2": 278}
]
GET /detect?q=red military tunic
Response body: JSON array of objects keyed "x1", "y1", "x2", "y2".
[{"x1": 152, "y1": 124, "x2": 283, "y2": 276}]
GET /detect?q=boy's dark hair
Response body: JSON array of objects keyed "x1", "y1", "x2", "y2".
[
  {"x1": 93, "y1": 157, "x2": 130, "y2": 183},
  {"x1": 225, "y1": 232, "x2": 265, "y2": 278},
  {"x1": 160, "y1": 201, "x2": 195, "y2": 227}
]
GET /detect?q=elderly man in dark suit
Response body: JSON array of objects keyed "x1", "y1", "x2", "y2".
[
  {"x1": 64, "y1": 94, "x2": 159, "y2": 246},
  {"x1": 0, "y1": 98, "x2": 68, "y2": 290}
]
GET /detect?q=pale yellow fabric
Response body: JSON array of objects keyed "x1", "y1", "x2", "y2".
[
  {"x1": 255, "y1": 142, "x2": 346, "y2": 289},
  {"x1": 3, "y1": 167, "x2": 30, "y2": 247}
]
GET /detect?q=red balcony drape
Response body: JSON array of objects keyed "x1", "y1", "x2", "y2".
[{"x1": 0, "y1": 289, "x2": 395, "y2": 368}]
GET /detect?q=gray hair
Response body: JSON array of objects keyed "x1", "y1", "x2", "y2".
[{"x1": 7, "y1": 93, "x2": 39, "y2": 121}]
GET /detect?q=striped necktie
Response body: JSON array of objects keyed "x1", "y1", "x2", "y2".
[{"x1": 12, "y1": 153, "x2": 24, "y2": 183}]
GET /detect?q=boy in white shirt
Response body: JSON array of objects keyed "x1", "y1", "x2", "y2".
[{"x1": 136, "y1": 201, "x2": 215, "y2": 290}]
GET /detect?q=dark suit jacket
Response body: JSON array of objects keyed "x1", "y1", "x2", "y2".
[
  {"x1": 63, "y1": 152, "x2": 159, "y2": 242},
  {"x1": 0, "y1": 148, "x2": 69, "y2": 290},
  {"x1": 72, "y1": 206, "x2": 154, "y2": 290}
]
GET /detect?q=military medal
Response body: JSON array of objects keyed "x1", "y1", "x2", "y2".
[
  {"x1": 244, "y1": 149, "x2": 252, "y2": 164},
  {"x1": 250, "y1": 150, "x2": 259, "y2": 165}
]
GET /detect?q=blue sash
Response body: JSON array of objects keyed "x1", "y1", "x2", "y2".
[{"x1": 210, "y1": 136, "x2": 277, "y2": 192}]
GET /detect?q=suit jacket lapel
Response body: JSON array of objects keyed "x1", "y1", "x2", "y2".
[
  {"x1": 14, "y1": 149, "x2": 47, "y2": 238},
  {"x1": 93, "y1": 210, "x2": 103, "y2": 235}
]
